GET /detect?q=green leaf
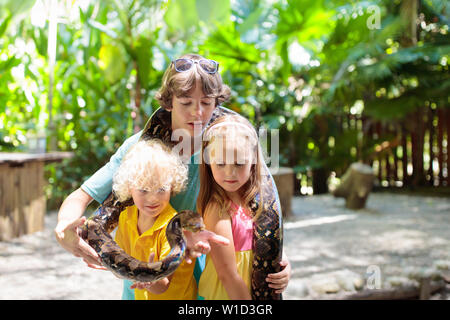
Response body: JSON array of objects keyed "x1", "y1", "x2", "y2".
[
  {"x1": 1, "y1": 0, "x2": 35, "y2": 16},
  {"x1": 364, "y1": 95, "x2": 422, "y2": 120},
  {"x1": 0, "y1": 12, "x2": 11, "y2": 37},
  {"x1": 0, "y1": 55, "x2": 20, "y2": 71},
  {"x1": 165, "y1": 0, "x2": 231, "y2": 33},
  {"x1": 201, "y1": 23, "x2": 261, "y2": 68},
  {"x1": 98, "y1": 44, "x2": 126, "y2": 84},
  {"x1": 196, "y1": 0, "x2": 231, "y2": 25},
  {"x1": 87, "y1": 19, "x2": 118, "y2": 39},
  {"x1": 135, "y1": 36, "x2": 152, "y2": 88},
  {"x1": 278, "y1": 40, "x2": 291, "y2": 84},
  {"x1": 237, "y1": 6, "x2": 264, "y2": 36},
  {"x1": 164, "y1": 0, "x2": 198, "y2": 32}
]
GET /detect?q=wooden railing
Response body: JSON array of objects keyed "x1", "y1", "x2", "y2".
[{"x1": 295, "y1": 106, "x2": 450, "y2": 195}]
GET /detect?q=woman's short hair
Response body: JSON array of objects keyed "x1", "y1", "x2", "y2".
[{"x1": 155, "y1": 53, "x2": 231, "y2": 110}]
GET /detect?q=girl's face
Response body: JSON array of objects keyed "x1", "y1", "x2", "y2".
[
  {"x1": 130, "y1": 187, "x2": 171, "y2": 220},
  {"x1": 170, "y1": 79, "x2": 216, "y2": 137},
  {"x1": 209, "y1": 143, "x2": 253, "y2": 195}
]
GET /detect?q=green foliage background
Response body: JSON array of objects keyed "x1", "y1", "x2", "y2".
[{"x1": 0, "y1": 0, "x2": 449, "y2": 208}]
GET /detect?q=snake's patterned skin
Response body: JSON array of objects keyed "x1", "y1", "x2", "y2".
[
  {"x1": 79, "y1": 207, "x2": 204, "y2": 282},
  {"x1": 80, "y1": 106, "x2": 283, "y2": 299},
  {"x1": 250, "y1": 173, "x2": 283, "y2": 300}
]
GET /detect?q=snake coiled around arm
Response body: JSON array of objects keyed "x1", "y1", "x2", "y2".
[{"x1": 79, "y1": 197, "x2": 204, "y2": 283}]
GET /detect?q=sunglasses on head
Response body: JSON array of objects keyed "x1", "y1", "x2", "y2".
[{"x1": 172, "y1": 58, "x2": 219, "y2": 74}]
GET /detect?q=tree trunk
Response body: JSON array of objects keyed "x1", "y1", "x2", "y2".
[
  {"x1": 446, "y1": 108, "x2": 450, "y2": 186},
  {"x1": 437, "y1": 108, "x2": 444, "y2": 185},
  {"x1": 333, "y1": 163, "x2": 374, "y2": 210},
  {"x1": 47, "y1": 0, "x2": 58, "y2": 151},
  {"x1": 428, "y1": 107, "x2": 435, "y2": 186},
  {"x1": 411, "y1": 109, "x2": 426, "y2": 187},
  {"x1": 293, "y1": 173, "x2": 301, "y2": 196},
  {"x1": 376, "y1": 122, "x2": 383, "y2": 183},
  {"x1": 312, "y1": 167, "x2": 329, "y2": 194},
  {"x1": 401, "y1": 122, "x2": 409, "y2": 185},
  {"x1": 393, "y1": 124, "x2": 400, "y2": 182},
  {"x1": 385, "y1": 125, "x2": 392, "y2": 186},
  {"x1": 400, "y1": 0, "x2": 418, "y2": 47},
  {"x1": 133, "y1": 61, "x2": 142, "y2": 133}
]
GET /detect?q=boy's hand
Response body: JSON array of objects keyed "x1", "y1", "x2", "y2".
[
  {"x1": 130, "y1": 252, "x2": 157, "y2": 289},
  {"x1": 130, "y1": 252, "x2": 169, "y2": 293},
  {"x1": 130, "y1": 281, "x2": 159, "y2": 290},
  {"x1": 183, "y1": 229, "x2": 230, "y2": 264}
]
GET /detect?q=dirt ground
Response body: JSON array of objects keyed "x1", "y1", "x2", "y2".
[
  {"x1": 283, "y1": 192, "x2": 450, "y2": 299},
  {"x1": 1, "y1": 192, "x2": 449, "y2": 300}
]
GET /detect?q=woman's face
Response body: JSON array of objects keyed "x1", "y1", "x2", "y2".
[{"x1": 170, "y1": 79, "x2": 216, "y2": 138}]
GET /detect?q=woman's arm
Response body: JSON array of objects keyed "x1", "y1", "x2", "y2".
[
  {"x1": 204, "y1": 204, "x2": 251, "y2": 300},
  {"x1": 55, "y1": 132, "x2": 142, "y2": 266},
  {"x1": 54, "y1": 188, "x2": 105, "y2": 268}
]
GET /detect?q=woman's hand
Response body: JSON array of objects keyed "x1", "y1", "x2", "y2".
[
  {"x1": 183, "y1": 229, "x2": 230, "y2": 264},
  {"x1": 54, "y1": 188, "x2": 106, "y2": 269},
  {"x1": 266, "y1": 254, "x2": 291, "y2": 294}
]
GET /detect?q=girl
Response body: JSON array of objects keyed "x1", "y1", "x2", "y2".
[
  {"x1": 197, "y1": 114, "x2": 283, "y2": 300},
  {"x1": 111, "y1": 139, "x2": 197, "y2": 300},
  {"x1": 55, "y1": 54, "x2": 290, "y2": 299}
]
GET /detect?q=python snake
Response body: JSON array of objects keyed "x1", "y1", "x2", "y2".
[
  {"x1": 80, "y1": 206, "x2": 204, "y2": 283},
  {"x1": 81, "y1": 106, "x2": 283, "y2": 299}
]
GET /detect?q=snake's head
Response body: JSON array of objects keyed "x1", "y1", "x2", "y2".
[{"x1": 179, "y1": 210, "x2": 205, "y2": 233}]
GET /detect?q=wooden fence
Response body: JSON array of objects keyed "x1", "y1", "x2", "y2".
[{"x1": 296, "y1": 106, "x2": 450, "y2": 195}]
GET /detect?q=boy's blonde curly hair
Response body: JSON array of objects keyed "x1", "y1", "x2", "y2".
[{"x1": 112, "y1": 139, "x2": 188, "y2": 202}]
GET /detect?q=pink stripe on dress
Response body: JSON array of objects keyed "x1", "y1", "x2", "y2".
[{"x1": 230, "y1": 203, "x2": 253, "y2": 252}]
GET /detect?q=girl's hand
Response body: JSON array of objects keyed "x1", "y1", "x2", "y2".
[
  {"x1": 183, "y1": 229, "x2": 230, "y2": 264},
  {"x1": 266, "y1": 256, "x2": 291, "y2": 294}
]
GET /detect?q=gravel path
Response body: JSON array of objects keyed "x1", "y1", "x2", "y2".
[
  {"x1": 0, "y1": 212, "x2": 122, "y2": 299},
  {"x1": 283, "y1": 193, "x2": 450, "y2": 299},
  {"x1": 1, "y1": 192, "x2": 449, "y2": 300}
]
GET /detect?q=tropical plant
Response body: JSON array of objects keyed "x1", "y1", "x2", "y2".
[{"x1": 1, "y1": 0, "x2": 448, "y2": 205}]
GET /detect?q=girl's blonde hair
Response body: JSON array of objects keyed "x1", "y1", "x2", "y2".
[
  {"x1": 197, "y1": 115, "x2": 263, "y2": 219},
  {"x1": 155, "y1": 53, "x2": 231, "y2": 110},
  {"x1": 113, "y1": 139, "x2": 188, "y2": 202}
]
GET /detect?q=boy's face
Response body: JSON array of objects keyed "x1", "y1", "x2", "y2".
[
  {"x1": 170, "y1": 79, "x2": 216, "y2": 138},
  {"x1": 131, "y1": 187, "x2": 171, "y2": 220}
]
